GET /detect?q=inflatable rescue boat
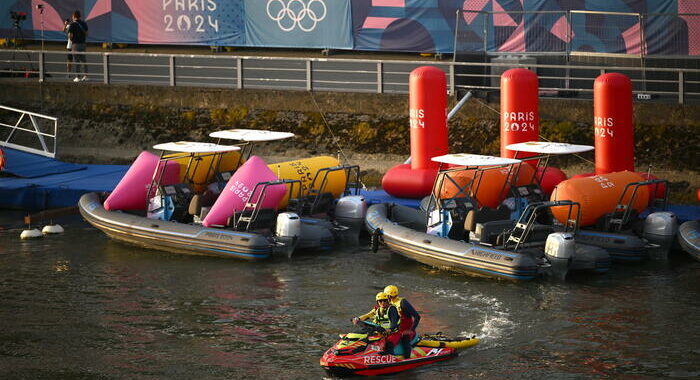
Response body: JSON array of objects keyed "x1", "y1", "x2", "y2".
[
  {"x1": 678, "y1": 220, "x2": 700, "y2": 261},
  {"x1": 366, "y1": 154, "x2": 609, "y2": 281},
  {"x1": 80, "y1": 131, "x2": 367, "y2": 259}
]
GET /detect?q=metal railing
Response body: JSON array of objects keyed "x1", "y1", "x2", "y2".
[
  {"x1": 0, "y1": 104, "x2": 58, "y2": 158},
  {"x1": 2, "y1": 49, "x2": 700, "y2": 104}
]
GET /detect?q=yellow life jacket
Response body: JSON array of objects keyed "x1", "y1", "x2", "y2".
[
  {"x1": 372, "y1": 306, "x2": 393, "y2": 329},
  {"x1": 390, "y1": 296, "x2": 404, "y2": 315}
]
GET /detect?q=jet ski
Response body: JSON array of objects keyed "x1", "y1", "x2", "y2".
[{"x1": 320, "y1": 321, "x2": 478, "y2": 377}]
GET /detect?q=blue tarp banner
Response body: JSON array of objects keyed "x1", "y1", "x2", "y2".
[
  {"x1": 244, "y1": 0, "x2": 352, "y2": 49},
  {"x1": 0, "y1": 1, "x2": 698, "y2": 55},
  {"x1": 352, "y1": 0, "x2": 459, "y2": 53}
]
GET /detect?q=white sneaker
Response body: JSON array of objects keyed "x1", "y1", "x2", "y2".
[
  {"x1": 73, "y1": 77, "x2": 80, "y2": 82},
  {"x1": 80, "y1": 76, "x2": 88, "y2": 81}
]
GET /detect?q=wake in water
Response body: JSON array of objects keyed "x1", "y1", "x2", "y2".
[{"x1": 433, "y1": 288, "x2": 517, "y2": 350}]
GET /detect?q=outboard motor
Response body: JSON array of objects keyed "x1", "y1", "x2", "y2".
[
  {"x1": 276, "y1": 212, "x2": 301, "y2": 257},
  {"x1": 643, "y1": 211, "x2": 678, "y2": 256},
  {"x1": 334, "y1": 195, "x2": 367, "y2": 240},
  {"x1": 544, "y1": 232, "x2": 575, "y2": 280}
]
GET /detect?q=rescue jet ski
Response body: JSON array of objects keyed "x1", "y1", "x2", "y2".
[{"x1": 320, "y1": 321, "x2": 478, "y2": 377}]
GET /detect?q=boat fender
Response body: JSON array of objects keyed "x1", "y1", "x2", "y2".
[
  {"x1": 20, "y1": 228, "x2": 43, "y2": 239},
  {"x1": 0, "y1": 148, "x2": 5, "y2": 170},
  {"x1": 42, "y1": 224, "x2": 64, "y2": 234},
  {"x1": 370, "y1": 228, "x2": 382, "y2": 253}
]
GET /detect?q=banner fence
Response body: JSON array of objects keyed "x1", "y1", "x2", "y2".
[{"x1": 1, "y1": 1, "x2": 700, "y2": 57}]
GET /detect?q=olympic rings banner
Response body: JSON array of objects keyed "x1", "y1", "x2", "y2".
[{"x1": 244, "y1": 0, "x2": 352, "y2": 49}]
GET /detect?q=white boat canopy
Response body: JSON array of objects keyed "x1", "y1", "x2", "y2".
[
  {"x1": 153, "y1": 141, "x2": 242, "y2": 153},
  {"x1": 506, "y1": 141, "x2": 594, "y2": 155},
  {"x1": 209, "y1": 129, "x2": 295, "y2": 142},
  {"x1": 431, "y1": 153, "x2": 521, "y2": 167}
]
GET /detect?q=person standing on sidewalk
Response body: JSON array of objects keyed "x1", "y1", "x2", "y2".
[{"x1": 67, "y1": 10, "x2": 88, "y2": 82}]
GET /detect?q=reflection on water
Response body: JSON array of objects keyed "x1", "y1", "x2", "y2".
[{"x1": 0, "y1": 216, "x2": 699, "y2": 379}]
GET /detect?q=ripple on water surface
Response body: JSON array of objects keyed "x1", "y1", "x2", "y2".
[{"x1": 0, "y1": 218, "x2": 699, "y2": 379}]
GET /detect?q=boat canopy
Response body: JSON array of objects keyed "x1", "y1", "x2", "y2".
[
  {"x1": 506, "y1": 141, "x2": 594, "y2": 155},
  {"x1": 431, "y1": 153, "x2": 521, "y2": 167},
  {"x1": 209, "y1": 129, "x2": 295, "y2": 142},
  {"x1": 152, "y1": 141, "x2": 242, "y2": 153}
]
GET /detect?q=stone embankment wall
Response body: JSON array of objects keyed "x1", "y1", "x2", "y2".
[{"x1": 2, "y1": 81, "x2": 698, "y2": 191}]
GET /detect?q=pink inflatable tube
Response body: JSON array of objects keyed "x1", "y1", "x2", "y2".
[
  {"x1": 104, "y1": 151, "x2": 180, "y2": 211},
  {"x1": 203, "y1": 156, "x2": 286, "y2": 227}
]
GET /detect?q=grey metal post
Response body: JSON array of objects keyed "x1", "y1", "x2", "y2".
[
  {"x1": 483, "y1": 12, "x2": 488, "y2": 53},
  {"x1": 453, "y1": 9, "x2": 459, "y2": 61},
  {"x1": 306, "y1": 60, "x2": 312, "y2": 91},
  {"x1": 678, "y1": 71, "x2": 684, "y2": 104},
  {"x1": 38, "y1": 52, "x2": 44, "y2": 82},
  {"x1": 237, "y1": 58, "x2": 243, "y2": 89},
  {"x1": 103, "y1": 54, "x2": 110, "y2": 84},
  {"x1": 449, "y1": 64, "x2": 455, "y2": 96},
  {"x1": 376, "y1": 62, "x2": 383, "y2": 93},
  {"x1": 169, "y1": 55, "x2": 176, "y2": 86}
]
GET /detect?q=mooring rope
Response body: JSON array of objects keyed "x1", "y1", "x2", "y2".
[{"x1": 308, "y1": 91, "x2": 367, "y2": 189}]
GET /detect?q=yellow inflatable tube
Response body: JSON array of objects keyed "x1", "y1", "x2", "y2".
[
  {"x1": 416, "y1": 337, "x2": 480, "y2": 350},
  {"x1": 268, "y1": 156, "x2": 347, "y2": 209},
  {"x1": 166, "y1": 150, "x2": 244, "y2": 193}
]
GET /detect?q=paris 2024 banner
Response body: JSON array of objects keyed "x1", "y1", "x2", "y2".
[
  {"x1": 1, "y1": 0, "x2": 699, "y2": 55},
  {"x1": 0, "y1": 0, "x2": 352, "y2": 49}
]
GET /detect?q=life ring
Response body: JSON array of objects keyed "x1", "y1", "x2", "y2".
[
  {"x1": 0, "y1": 148, "x2": 5, "y2": 171},
  {"x1": 370, "y1": 228, "x2": 382, "y2": 253}
]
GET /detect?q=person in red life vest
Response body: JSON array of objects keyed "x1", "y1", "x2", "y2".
[
  {"x1": 352, "y1": 292, "x2": 404, "y2": 357},
  {"x1": 384, "y1": 285, "x2": 421, "y2": 359}
]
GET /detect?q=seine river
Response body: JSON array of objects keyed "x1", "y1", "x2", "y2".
[{"x1": 1, "y1": 213, "x2": 699, "y2": 379}]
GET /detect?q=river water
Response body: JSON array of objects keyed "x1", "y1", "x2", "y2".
[{"x1": 1, "y1": 213, "x2": 699, "y2": 379}]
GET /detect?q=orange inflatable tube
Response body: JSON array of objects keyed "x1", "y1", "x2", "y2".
[{"x1": 550, "y1": 171, "x2": 650, "y2": 226}]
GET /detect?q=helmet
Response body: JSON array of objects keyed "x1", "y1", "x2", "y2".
[
  {"x1": 384, "y1": 285, "x2": 399, "y2": 297},
  {"x1": 375, "y1": 292, "x2": 389, "y2": 301}
]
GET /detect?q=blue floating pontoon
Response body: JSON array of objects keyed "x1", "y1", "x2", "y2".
[{"x1": 0, "y1": 147, "x2": 128, "y2": 210}]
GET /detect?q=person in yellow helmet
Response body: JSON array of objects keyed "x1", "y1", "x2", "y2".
[
  {"x1": 352, "y1": 292, "x2": 400, "y2": 332},
  {"x1": 384, "y1": 285, "x2": 421, "y2": 359},
  {"x1": 352, "y1": 292, "x2": 404, "y2": 357}
]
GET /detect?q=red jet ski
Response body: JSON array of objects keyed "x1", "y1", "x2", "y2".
[{"x1": 320, "y1": 321, "x2": 479, "y2": 377}]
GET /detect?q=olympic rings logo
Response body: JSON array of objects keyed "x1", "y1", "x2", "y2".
[{"x1": 266, "y1": 0, "x2": 327, "y2": 32}]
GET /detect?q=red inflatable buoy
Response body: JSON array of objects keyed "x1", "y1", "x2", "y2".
[
  {"x1": 409, "y1": 66, "x2": 448, "y2": 170},
  {"x1": 500, "y1": 69, "x2": 539, "y2": 160},
  {"x1": 382, "y1": 164, "x2": 439, "y2": 199},
  {"x1": 0, "y1": 148, "x2": 5, "y2": 171},
  {"x1": 594, "y1": 73, "x2": 634, "y2": 175},
  {"x1": 536, "y1": 166, "x2": 568, "y2": 196},
  {"x1": 382, "y1": 66, "x2": 448, "y2": 198}
]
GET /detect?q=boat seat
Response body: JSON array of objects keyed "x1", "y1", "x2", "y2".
[
  {"x1": 299, "y1": 192, "x2": 335, "y2": 216},
  {"x1": 442, "y1": 198, "x2": 473, "y2": 240},
  {"x1": 474, "y1": 220, "x2": 514, "y2": 245},
  {"x1": 233, "y1": 208, "x2": 278, "y2": 231},
  {"x1": 159, "y1": 183, "x2": 194, "y2": 223},
  {"x1": 464, "y1": 204, "x2": 511, "y2": 233},
  {"x1": 188, "y1": 191, "x2": 217, "y2": 217},
  {"x1": 527, "y1": 224, "x2": 555, "y2": 243}
]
